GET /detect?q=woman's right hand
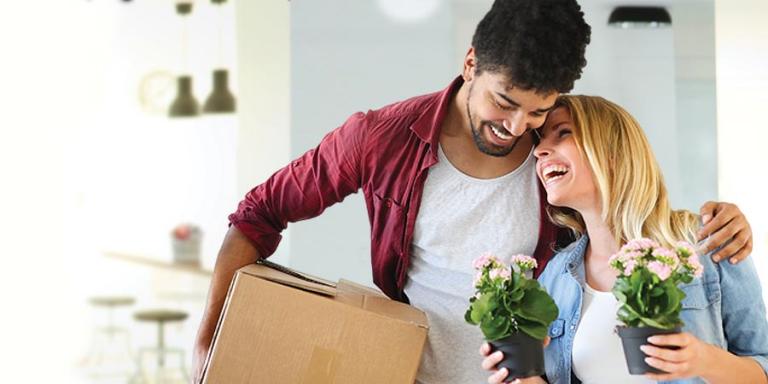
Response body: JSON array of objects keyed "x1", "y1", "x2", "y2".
[
  {"x1": 479, "y1": 338, "x2": 550, "y2": 384},
  {"x1": 480, "y1": 342, "x2": 508, "y2": 383}
]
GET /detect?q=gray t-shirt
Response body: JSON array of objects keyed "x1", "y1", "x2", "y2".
[{"x1": 404, "y1": 146, "x2": 541, "y2": 383}]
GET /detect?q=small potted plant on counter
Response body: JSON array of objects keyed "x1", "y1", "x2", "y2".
[{"x1": 171, "y1": 223, "x2": 202, "y2": 266}]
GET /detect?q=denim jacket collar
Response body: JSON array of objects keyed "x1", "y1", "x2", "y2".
[{"x1": 560, "y1": 234, "x2": 589, "y2": 284}]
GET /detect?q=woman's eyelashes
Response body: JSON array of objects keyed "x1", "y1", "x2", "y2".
[{"x1": 541, "y1": 125, "x2": 571, "y2": 141}]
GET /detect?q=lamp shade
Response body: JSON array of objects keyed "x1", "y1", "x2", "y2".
[
  {"x1": 203, "y1": 69, "x2": 236, "y2": 113},
  {"x1": 169, "y1": 75, "x2": 200, "y2": 117},
  {"x1": 608, "y1": 6, "x2": 671, "y2": 28}
]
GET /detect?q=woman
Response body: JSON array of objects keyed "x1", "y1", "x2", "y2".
[{"x1": 482, "y1": 95, "x2": 768, "y2": 383}]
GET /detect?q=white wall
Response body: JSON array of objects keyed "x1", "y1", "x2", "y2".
[
  {"x1": 673, "y1": 3, "x2": 719, "y2": 212},
  {"x1": 0, "y1": 1, "x2": 266, "y2": 381},
  {"x1": 576, "y1": 3, "x2": 682, "y2": 205},
  {"x1": 235, "y1": 0, "x2": 292, "y2": 265},
  {"x1": 715, "y1": 0, "x2": 768, "y2": 301},
  {"x1": 574, "y1": 1, "x2": 719, "y2": 212},
  {"x1": 289, "y1": 0, "x2": 457, "y2": 285}
]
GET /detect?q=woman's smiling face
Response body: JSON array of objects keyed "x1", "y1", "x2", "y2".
[{"x1": 534, "y1": 106, "x2": 600, "y2": 213}]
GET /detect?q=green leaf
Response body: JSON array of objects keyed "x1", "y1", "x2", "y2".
[
  {"x1": 517, "y1": 287, "x2": 559, "y2": 325},
  {"x1": 508, "y1": 286, "x2": 525, "y2": 302},
  {"x1": 630, "y1": 270, "x2": 643, "y2": 289},
  {"x1": 465, "y1": 308, "x2": 475, "y2": 324},
  {"x1": 635, "y1": 286, "x2": 646, "y2": 313},
  {"x1": 481, "y1": 314, "x2": 511, "y2": 341},
  {"x1": 469, "y1": 293, "x2": 491, "y2": 324},
  {"x1": 639, "y1": 316, "x2": 668, "y2": 328},
  {"x1": 518, "y1": 319, "x2": 549, "y2": 340},
  {"x1": 617, "y1": 305, "x2": 641, "y2": 326}
]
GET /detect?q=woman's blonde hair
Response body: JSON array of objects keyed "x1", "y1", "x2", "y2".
[{"x1": 547, "y1": 95, "x2": 699, "y2": 248}]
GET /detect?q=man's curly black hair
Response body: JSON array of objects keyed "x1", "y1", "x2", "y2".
[{"x1": 471, "y1": 0, "x2": 591, "y2": 94}]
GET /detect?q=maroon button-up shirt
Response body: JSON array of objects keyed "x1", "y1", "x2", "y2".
[{"x1": 229, "y1": 77, "x2": 567, "y2": 302}]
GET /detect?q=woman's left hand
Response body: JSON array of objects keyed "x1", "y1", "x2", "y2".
[{"x1": 640, "y1": 332, "x2": 718, "y2": 381}]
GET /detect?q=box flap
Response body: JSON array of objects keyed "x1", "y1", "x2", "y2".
[
  {"x1": 236, "y1": 261, "x2": 428, "y2": 329},
  {"x1": 337, "y1": 278, "x2": 386, "y2": 298},
  {"x1": 361, "y1": 295, "x2": 429, "y2": 329},
  {"x1": 239, "y1": 260, "x2": 337, "y2": 297},
  {"x1": 336, "y1": 279, "x2": 428, "y2": 329}
]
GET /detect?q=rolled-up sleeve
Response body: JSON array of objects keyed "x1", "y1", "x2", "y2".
[
  {"x1": 719, "y1": 257, "x2": 768, "y2": 375},
  {"x1": 228, "y1": 111, "x2": 369, "y2": 258}
]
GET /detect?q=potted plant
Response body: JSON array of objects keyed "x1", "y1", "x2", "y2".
[
  {"x1": 171, "y1": 223, "x2": 202, "y2": 265},
  {"x1": 465, "y1": 254, "x2": 559, "y2": 378},
  {"x1": 609, "y1": 239, "x2": 704, "y2": 374}
]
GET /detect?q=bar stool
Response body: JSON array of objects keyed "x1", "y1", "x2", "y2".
[
  {"x1": 80, "y1": 296, "x2": 136, "y2": 379},
  {"x1": 131, "y1": 309, "x2": 189, "y2": 384}
]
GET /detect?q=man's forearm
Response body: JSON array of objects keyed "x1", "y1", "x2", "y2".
[{"x1": 193, "y1": 226, "x2": 262, "y2": 379}]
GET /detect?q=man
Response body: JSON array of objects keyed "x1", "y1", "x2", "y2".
[{"x1": 193, "y1": 1, "x2": 753, "y2": 382}]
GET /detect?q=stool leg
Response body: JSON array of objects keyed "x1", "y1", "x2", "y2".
[
  {"x1": 107, "y1": 304, "x2": 115, "y2": 340},
  {"x1": 180, "y1": 352, "x2": 191, "y2": 382},
  {"x1": 157, "y1": 321, "x2": 165, "y2": 368},
  {"x1": 129, "y1": 348, "x2": 146, "y2": 384}
]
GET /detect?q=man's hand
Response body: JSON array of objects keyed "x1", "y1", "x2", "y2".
[
  {"x1": 698, "y1": 201, "x2": 752, "y2": 264},
  {"x1": 191, "y1": 341, "x2": 210, "y2": 383},
  {"x1": 191, "y1": 226, "x2": 262, "y2": 383}
]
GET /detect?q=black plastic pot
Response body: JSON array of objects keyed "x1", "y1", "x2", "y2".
[
  {"x1": 617, "y1": 325, "x2": 681, "y2": 375},
  {"x1": 488, "y1": 332, "x2": 545, "y2": 379}
]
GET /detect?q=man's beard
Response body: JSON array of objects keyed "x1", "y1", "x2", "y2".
[{"x1": 466, "y1": 96, "x2": 521, "y2": 158}]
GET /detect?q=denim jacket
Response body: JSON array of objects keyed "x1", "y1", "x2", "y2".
[{"x1": 539, "y1": 235, "x2": 768, "y2": 384}]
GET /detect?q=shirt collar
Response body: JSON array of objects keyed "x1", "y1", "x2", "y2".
[
  {"x1": 410, "y1": 76, "x2": 464, "y2": 161},
  {"x1": 562, "y1": 234, "x2": 590, "y2": 275}
]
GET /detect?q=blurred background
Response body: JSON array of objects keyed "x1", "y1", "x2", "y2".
[{"x1": 0, "y1": 0, "x2": 765, "y2": 382}]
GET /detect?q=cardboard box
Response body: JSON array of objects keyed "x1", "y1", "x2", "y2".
[{"x1": 202, "y1": 260, "x2": 429, "y2": 384}]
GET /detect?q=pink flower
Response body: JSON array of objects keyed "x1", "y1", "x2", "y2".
[
  {"x1": 623, "y1": 259, "x2": 638, "y2": 276},
  {"x1": 610, "y1": 249, "x2": 644, "y2": 275},
  {"x1": 648, "y1": 261, "x2": 672, "y2": 281},
  {"x1": 676, "y1": 241, "x2": 696, "y2": 256},
  {"x1": 473, "y1": 253, "x2": 501, "y2": 270},
  {"x1": 509, "y1": 254, "x2": 537, "y2": 271},
  {"x1": 489, "y1": 267, "x2": 511, "y2": 281},
  {"x1": 652, "y1": 247, "x2": 680, "y2": 269},
  {"x1": 473, "y1": 271, "x2": 484, "y2": 286},
  {"x1": 624, "y1": 238, "x2": 659, "y2": 252},
  {"x1": 687, "y1": 252, "x2": 704, "y2": 277},
  {"x1": 473, "y1": 254, "x2": 491, "y2": 269}
]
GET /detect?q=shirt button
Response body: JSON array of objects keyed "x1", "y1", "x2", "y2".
[{"x1": 386, "y1": 200, "x2": 392, "y2": 208}]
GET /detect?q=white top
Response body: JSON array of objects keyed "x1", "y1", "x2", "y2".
[
  {"x1": 404, "y1": 146, "x2": 541, "y2": 384},
  {"x1": 572, "y1": 282, "x2": 655, "y2": 384}
]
